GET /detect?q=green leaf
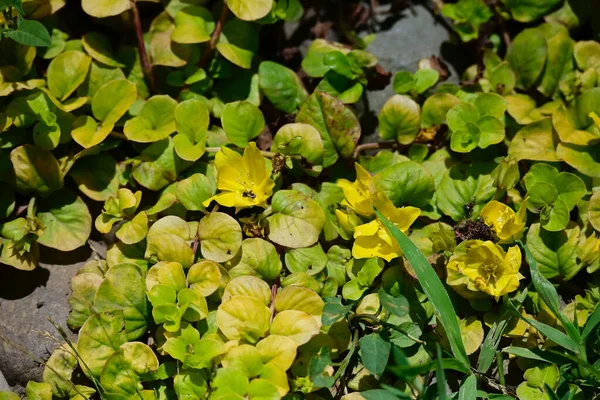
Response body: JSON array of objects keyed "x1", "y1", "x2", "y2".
[
  {"x1": 359, "y1": 333, "x2": 391, "y2": 378},
  {"x1": 296, "y1": 91, "x2": 361, "y2": 167},
  {"x1": 525, "y1": 223, "x2": 582, "y2": 280},
  {"x1": 221, "y1": 101, "x2": 265, "y2": 148},
  {"x1": 378, "y1": 94, "x2": 421, "y2": 145},
  {"x1": 70, "y1": 153, "x2": 121, "y2": 201},
  {"x1": 37, "y1": 189, "x2": 91, "y2": 251},
  {"x1": 504, "y1": 0, "x2": 562, "y2": 22},
  {"x1": 173, "y1": 369, "x2": 208, "y2": 400},
  {"x1": 81, "y1": 0, "x2": 130, "y2": 17},
  {"x1": 198, "y1": 212, "x2": 242, "y2": 263},
  {"x1": 132, "y1": 137, "x2": 190, "y2": 191},
  {"x1": 5, "y1": 18, "x2": 51, "y2": 47},
  {"x1": 458, "y1": 374, "x2": 477, "y2": 400},
  {"x1": 81, "y1": 32, "x2": 125, "y2": 67},
  {"x1": 508, "y1": 118, "x2": 560, "y2": 162},
  {"x1": 374, "y1": 161, "x2": 435, "y2": 208},
  {"x1": 25, "y1": 381, "x2": 52, "y2": 400},
  {"x1": 67, "y1": 260, "x2": 107, "y2": 329},
  {"x1": 236, "y1": 238, "x2": 282, "y2": 280},
  {"x1": 258, "y1": 61, "x2": 308, "y2": 114},
  {"x1": 76, "y1": 311, "x2": 128, "y2": 378},
  {"x1": 124, "y1": 95, "x2": 177, "y2": 143},
  {"x1": 271, "y1": 123, "x2": 324, "y2": 165},
  {"x1": 100, "y1": 342, "x2": 159, "y2": 398},
  {"x1": 436, "y1": 163, "x2": 496, "y2": 221},
  {"x1": 42, "y1": 344, "x2": 77, "y2": 398},
  {"x1": 171, "y1": 6, "x2": 214, "y2": 44},
  {"x1": 507, "y1": 27, "x2": 548, "y2": 90},
  {"x1": 284, "y1": 244, "x2": 328, "y2": 275},
  {"x1": 421, "y1": 93, "x2": 461, "y2": 128},
  {"x1": 518, "y1": 241, "x2": 581, "y2": 348},
  {"x1": 174, "y1": 99, "x2": 209, "y2": 161},
  {"x1": 413, "y1": 69, "x2": 439, "y2": 93},
  {"x1": 176, "y1": 173, "x2": 213, "y2": 211},
  {"x1": 379, "y1": 290, "x2": 409, "y2": 317},
  {"x1": 10, "y1": 144, "x2": 63, "y2": 196},
  {"x1": 216, "y1": 19, "x2": 259, "y2": 69},
  {"x1": 94, "y1": 263, "x2": 149, "y2": 339},
  {"x1": 146, "y1": 215, "x2": 195, "y2": 268},
  {"x1": 226, "y1": 0, "x2": 273, "y2": 21},
  {"x1": 376, "y1": 210, "x2": 470, "y2": 368},
  {"x1": 266, "y1": 189, "x2": 326, "y2": 248},
  {"x1": 47, "y1": 51, "x2": 91, "y2": 101}
]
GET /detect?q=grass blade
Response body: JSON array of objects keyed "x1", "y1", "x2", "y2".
[
  {"x1": 458, "y1": 374, "x2": 477, "y2": 400},
  {"x1": 518, "y1": 241, "x2": 581, "y2": 344},
  {"x1": 507, "y1": 301, "x2": 579, "y2": 353},
  {"x1": 582, "y1": 304, "x2": 600, "y2": 341},
  {"x1": 377, "y1": 210, "x2": 470, "y2": 369},
  {"x1": 477, "y1": 288, "x2": 528, "y2": 373},
  {"x1": 503, "y1": 346, "x2": 568, "y2": 364},
  {"x1": 435, "y1": 343, "x2": 448, "y2": 400}
]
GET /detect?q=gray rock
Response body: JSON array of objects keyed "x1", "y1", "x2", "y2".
[
  {"x1": 361, "y1": 3, "x2": 461, "y2": 141},
  {"x1": 0, "y1": 369, "x2": 9, "y2": 392},
  {"x1": 0, "y1": 241, "x2": 106, "y2": 393}
]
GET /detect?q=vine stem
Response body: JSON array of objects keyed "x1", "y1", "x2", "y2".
[
  {"x1": 269, "y1": 280, "x2": 279, "y2": 322},
  {"x1": 130, "y1": 0, "x2": 157, "y2": 94},
  {"x1": 352, "y1": 140, "x2": 400, "y2": 158},
  {"x1": 109, "y1": 131, "x2": 128, "y2": 140},
  {"x1": 353, "y1": 314, "x2": 426, "y2": 345},
  {"x1": 197, "y1": 3, "x2": 228, "y2": 69},
  {"x1": 205, "y1": 146, "x2": 278, "y2": 158}
]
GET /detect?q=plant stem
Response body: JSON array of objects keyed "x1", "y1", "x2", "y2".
[
  {"x1": 197, "y1": 3, "x2": 228, "y2": 69},
  {"x1": 130, "y1": 0, "x2": 156, "y2": 94},
  {"x1": 109, "y1": 131, "x2": 128, "y2": 140},
  {"x1": 354, "y1": 313, "x2": 426, "y2": 345},
  {"x1": 352, "y1": 140, "x2": 399, "y2": 158},
  {"x1": 270, "y1": 280, "x2": 279, "y2": 322}
]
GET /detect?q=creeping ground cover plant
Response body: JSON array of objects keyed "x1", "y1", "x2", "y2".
[{"x1": 2, "y1": 0, "x2": 600, "y2": 399}]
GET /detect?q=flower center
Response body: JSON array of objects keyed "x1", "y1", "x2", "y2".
[{"x1": 479, "y1": 260, "x2": 503, "y2": 285}]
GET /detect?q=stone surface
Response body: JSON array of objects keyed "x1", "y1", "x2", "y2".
[
  {"x1": 360, "y1": 3, "x2": 467, "y2": 141},
  {"x1": 0, "y1": 241, "x2": 106, "y2": 394}
]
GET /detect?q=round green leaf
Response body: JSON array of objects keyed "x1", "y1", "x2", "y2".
[
  {"x1": 124, "y1": 95, "x2": 178, "y2": 143},
  {"x1": 93, "y1": 79, "x2": 137, "y2": 125},
  {"x1": 174, "y1": 99, "x2": 210, "y2": 160},
  {"x1": 82, "y1": 0, "x2": 130, "y2": 17},
  {"x1": 237, "y1": 238, "x2": 282, "y2": 280},
  {"x1": 76, "y1": 311, "x2": 128, "y2": 378},
  {"x1": 176, "y1": 173, "x2": 213, "y2": 211},
  {"x1": 506, "y1": 27, "x2": 548, "y2": 90},
  {"x1": 589, "y1": 191, "x2": 600, "y2": 232},
  {"x1": 216, "y1": 20, "x2": 259, "y2": 69},
  {"x1": 70, "y1": 153, "x2": 121, "y2": 201},
  {"x1": 526, "y1": 222, "x2": 582, "y2": 280},
  {"x1": 258, "y1": 61, "x2": 308, "y2": 114},
  {"x1": 508, "y1": 118, "x2": 560, "y2": 161},
  {"x1": 149, "y1": 12, "x2": 192, "y2": 67},
  {"x1": 47, "y1": 51, "x2": 92, "y2": 101},
  {"x1": 374, "y1": 161, "x2": 435, "y2": 208},
  {"x1": 226, "y1": 0, "x2": 273, "y2": 21},
  {"x1": 284, "y1": 243, "x2": 328, "y2": 275},
  {"x1": 188, "y1": 260, "x2": 222, "y2": 297},
  {"x1": 378, "y1": 94, "x2": 421, "y2": 145},
  {"x1": 296, "y1": 91, "x2": 361, "y2": 167},
  {"x1": 37, "y1": 189, "x2": 91, "y2": 251},
  {"x1": 94, "y1": 263, "x2": 149, "y2": 339},
  {"x1": 223, "y1": 344, "x2": 265, "y2": 377},
  {"x1": 172, "y1": 6, "x2": 215, "y2": 44},
  {"x1": 10, "y1": 144, "x2": 63, "y2": 196},
  {"x1": 146, "y1": 215, "x2": 195, "y2": 268},
  {"x1": 421, "y1": 93, "x2": 461, "y2": 128},
  {"x1": 82, "y1": 32, "x2": 124, "y2": 67},
  {"x1": 436, "y1": 163, "x2": 496, "y2": 221},
  {"x1": 198, "y1": 212, "x2": 243, "y2": 262},
  {"x1": 271, "y1": 123, "x2": 324, "y2": 165},
  {"x1": 557, "y1": 143, "x2": 600, "y2": 178},
  {"x1": 265, "y1": 190, "x2": 326, "y2": 248},
  {"x1": 116, "y1": 212, "x2": 148, "y2": 245},
  {"x1": 217, "y1": 295, "x2": 271, "y2": 343},
  {"x1": 221, "y1": 101, "x2": 265, "y2": 148}
]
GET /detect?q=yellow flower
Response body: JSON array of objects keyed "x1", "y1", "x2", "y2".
[
  {"x1": 446, "y1": 240, "x2": 524, "y2": 300},
  {"x1": 352, "y1": 193, "x2": 420, "y2": 262},
  {"x1": 337, "y1": 163, "x2": 378, "y2": 216},
  {"x1": 481, "y1": 200, "x2": 526, "y2": 242},
  {"x1": 335, "y1": 208, "x2": 362, "y2": 235},
  {"x1": 203, "y1": 142, "x2": 275, "y2": 209}
]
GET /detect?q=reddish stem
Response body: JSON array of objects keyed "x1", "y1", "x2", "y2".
[
  {"x1": 197, "y1": 3, "x2": 228, "y2": 69},
  {"x1": 270, "y1": 280, "x2": 279, "y2": 322},
  {"x1": 130, "y1": 0, "x2": 157, "y2": 94}
]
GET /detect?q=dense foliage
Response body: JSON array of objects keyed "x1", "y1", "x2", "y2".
[{"x1": 1, "y1": 0, "x2": 600, "y2": 399}]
